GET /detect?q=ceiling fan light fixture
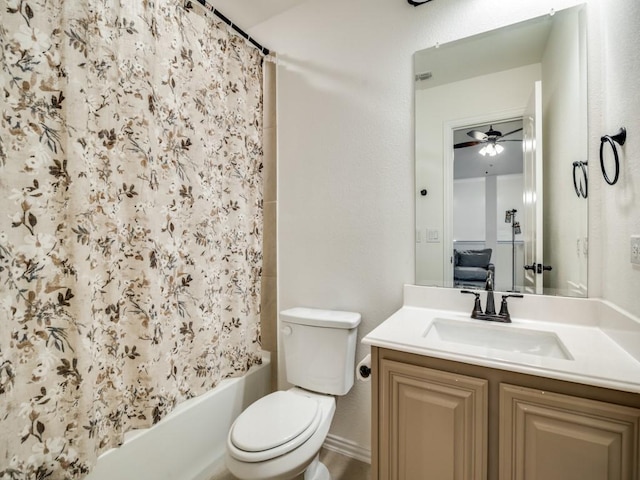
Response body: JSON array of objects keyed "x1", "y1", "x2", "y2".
[{"x1": 479, "y1": 143, "x2": 504, "y2": 157}]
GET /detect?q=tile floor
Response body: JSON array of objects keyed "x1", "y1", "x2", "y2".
[
  {"x1": 215, "y1": 448, "x2": 371, "y2": 480},
  {"x1": 318, "y1": 449, "x2": 370, "y2": 480}
]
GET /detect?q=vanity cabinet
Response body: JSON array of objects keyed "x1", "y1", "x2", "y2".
[
  {"x1": 371, "y1": 348, "x2": 640, "y2": 480},
  {"x1": 377, "y1": 358, "x2": 488, "y2": 480}
]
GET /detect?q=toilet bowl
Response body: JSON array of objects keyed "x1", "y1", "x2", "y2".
[{"x1": 226, "y1": 388, "x2": 336, "y2": 480}]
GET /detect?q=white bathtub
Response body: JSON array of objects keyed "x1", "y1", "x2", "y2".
[{"x1": 86, "y1": 353, "x2": 271, "y2": 480}]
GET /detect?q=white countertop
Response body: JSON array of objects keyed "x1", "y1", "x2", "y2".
[{"x1": 363, "y1": 286, "x2": 640, "y2": 394}]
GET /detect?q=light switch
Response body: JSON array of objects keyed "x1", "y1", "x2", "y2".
[
  {"x1": 426, "y1": 229, "x2": 440, "y2": 243},
  {"x1": 631, "y1": 236, "x2": 640, "y2": 265}
]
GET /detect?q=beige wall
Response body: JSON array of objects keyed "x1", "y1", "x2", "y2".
[
  {"x1": 542, "y1": 9, "x2": 588, "y2": 295},
  {"x1": 260, "y1": 59, "x2": 278, "y2": 392},
  {"x1": 587, "y1": 0, "x2": 640, "y2": 314}
]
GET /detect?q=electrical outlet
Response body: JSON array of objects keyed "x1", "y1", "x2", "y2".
[{"x1": 631, "y1": 236, "x2": 640, "y2": 265}]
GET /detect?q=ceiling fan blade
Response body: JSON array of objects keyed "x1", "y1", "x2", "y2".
[
  {"x1": 496, "y1": 139, "x2": 523, "y2": 143},
  {"x1": 454, "y1": 141, "x2": 482, "y2": 149},
  {"x1": 467, "y1": 130, "x2": 488, "y2": 141},
  {"x1": 500, "y1": 127, "x2": 523, "y2": 138}
]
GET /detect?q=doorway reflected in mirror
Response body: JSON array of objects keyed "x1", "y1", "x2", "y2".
[{"x1": 453, "y1": 119, "x2": 524, "y2": 293}]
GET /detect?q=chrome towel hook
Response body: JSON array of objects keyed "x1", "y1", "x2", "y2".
[{"x1": 599, "y1": 127, "x2": 626, "y2": 185}]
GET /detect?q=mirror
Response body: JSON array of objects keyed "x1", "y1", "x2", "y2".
[{"x1": 415, "y1": 5, "x2": 588, "y2": 297}]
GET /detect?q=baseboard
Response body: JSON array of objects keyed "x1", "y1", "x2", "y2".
[{"x1": 323, "y1": 434, "x2": 371, "y2": 464}]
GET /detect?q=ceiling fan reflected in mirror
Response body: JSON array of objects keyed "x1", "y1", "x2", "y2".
[{"x1": 454, "y1": 125, "x2": 523, "y2": 157}]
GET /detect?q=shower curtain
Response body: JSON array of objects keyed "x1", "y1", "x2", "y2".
[{"x1": 0, "y1": 0, "x2": 263, "y2": 478}]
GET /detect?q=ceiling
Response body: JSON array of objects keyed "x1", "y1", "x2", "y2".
[
  {"x1": 206, "y1": 0, "x2": 304, "y2": 30},
  {"x1": 414, "y1": 15, "x2": 553, "y2": 90}
]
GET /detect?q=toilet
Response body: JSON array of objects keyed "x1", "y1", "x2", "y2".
[{"x1": 225, "y1": 307, "x2": 361, "y2": 480}]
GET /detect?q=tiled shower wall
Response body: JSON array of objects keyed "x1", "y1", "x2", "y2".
[{"x1": 261, "y1": 58, "x2": 277, "y2": 391}]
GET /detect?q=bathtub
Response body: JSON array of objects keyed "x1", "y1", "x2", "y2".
[{"x1": 86, "y1": 352, "x2": 271, "y2": 480}]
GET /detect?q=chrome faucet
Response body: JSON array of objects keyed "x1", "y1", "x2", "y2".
[{"x1": 461, "y1": 273, "x2": 523, "y2": 323}]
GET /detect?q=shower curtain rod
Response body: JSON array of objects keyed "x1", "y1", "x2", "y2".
[{"x1": 186, "y1": 0, "x2": 270, "y2": 55}]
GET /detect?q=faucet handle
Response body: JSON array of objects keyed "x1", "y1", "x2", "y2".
[
  {"x1": 461, "y1": 290, "x2": 483, "y2": 318},
  {"x1": 499, "y1": 294, "x2": 523, "y2": 320}
]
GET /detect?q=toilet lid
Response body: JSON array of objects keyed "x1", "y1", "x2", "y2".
[{"x1": 230, "y1": 391, "x2": 320, "y2": 455}]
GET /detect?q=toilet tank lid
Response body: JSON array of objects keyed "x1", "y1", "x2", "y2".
[{"x1": 280, "y1": 307, "x2": 361, "y2": 329}]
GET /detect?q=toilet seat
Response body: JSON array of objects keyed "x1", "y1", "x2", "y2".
[{"x1": 228, "y1": 391, "x2": 322, "y2": 463}]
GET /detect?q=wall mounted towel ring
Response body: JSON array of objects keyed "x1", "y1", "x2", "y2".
[
  {"x1": 599, "y1": 127, "x2": 626, "y2": 185},
  {"x1": 572, "y1": 161, "x2": 588, "y2": 198}
]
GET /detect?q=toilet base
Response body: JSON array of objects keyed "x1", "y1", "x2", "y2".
[{"x1": 304, "y1": 454, "x2": 330, "y2": 480}]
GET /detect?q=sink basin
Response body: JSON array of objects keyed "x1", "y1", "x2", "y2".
[{"x1": 423, "y1": 318, "x2": 573, "y2": 360}]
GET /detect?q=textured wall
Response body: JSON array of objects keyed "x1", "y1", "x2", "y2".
[
  {"x1": 542, "y1": 9, "x2": 589, "y2": 295},
  {"x1": 247, "y1": 0, "x2": 638, "y2": 453},
  {"x1": 587, "y1": 0, "x2": 640, "y2": 316}
]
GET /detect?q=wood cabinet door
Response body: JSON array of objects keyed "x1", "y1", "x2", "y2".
[
  {"x1": 378, "y1": 359, "x2": 488, "y2": 480},
  {"x1": 500, "y1": 383, "x2": 640, "y2": 480}
]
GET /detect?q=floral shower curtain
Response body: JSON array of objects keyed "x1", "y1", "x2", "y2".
[{"x1": 0, "y1": 0, "x2": 264, "y2": 477}]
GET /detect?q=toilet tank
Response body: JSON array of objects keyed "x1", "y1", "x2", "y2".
[{"x1": 280, "y1": 308, "x2": 361, "y2": 396}]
